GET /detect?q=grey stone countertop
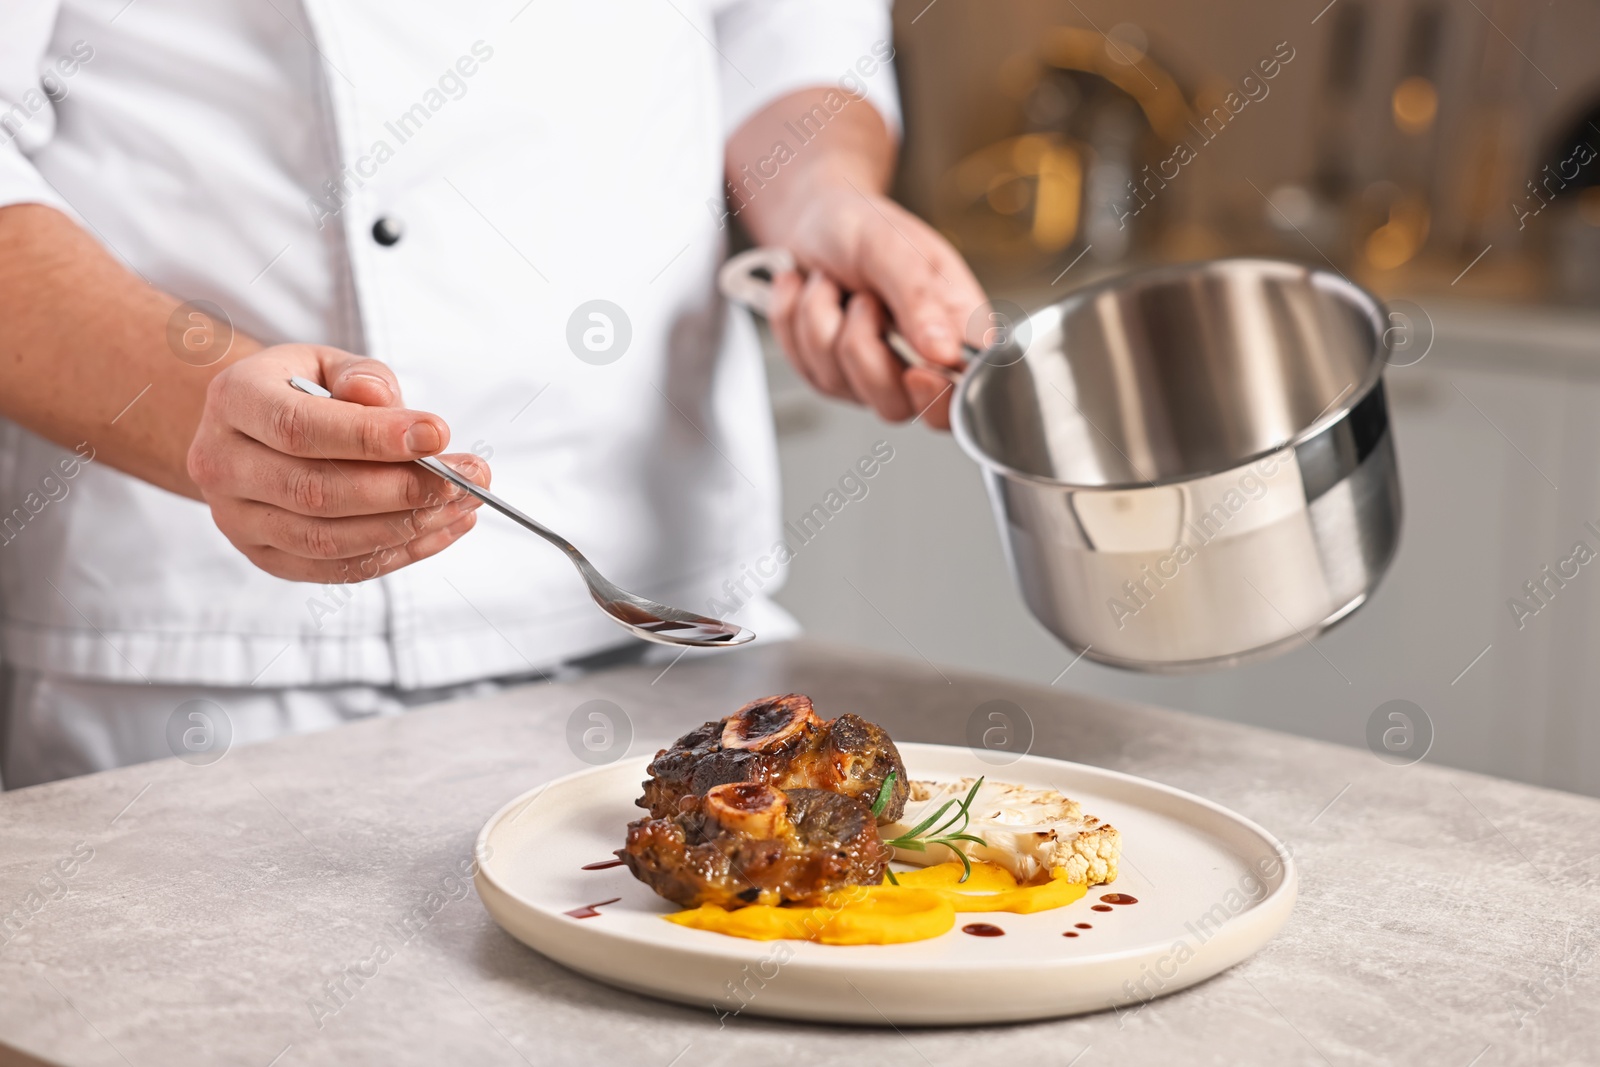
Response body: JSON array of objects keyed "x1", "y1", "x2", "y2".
[{"x1": 1, "y1": 639, "x2": 1598, "y2": 1067}]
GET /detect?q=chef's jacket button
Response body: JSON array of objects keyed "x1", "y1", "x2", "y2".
[{"x1": 371, "y1": 216, "x2": 404, "y2": 247}]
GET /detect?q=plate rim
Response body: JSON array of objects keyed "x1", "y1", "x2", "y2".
[{"x1": 473, "y1": 741, "x2": 1298, "y2": 974}]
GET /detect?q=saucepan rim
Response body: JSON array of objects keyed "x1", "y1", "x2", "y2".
[{"x1": 949, "y1": 256, "x2": 1390, "y2": 494}]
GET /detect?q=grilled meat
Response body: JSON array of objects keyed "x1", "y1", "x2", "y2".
[
  {"x1": 620, "y1": 782, "x2": 887, "y2": 908},
  {"x1": 639, "y1": 693, "x2": 909, "y2": 823}
]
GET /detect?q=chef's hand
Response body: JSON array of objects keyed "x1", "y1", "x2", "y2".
[
  {"x1": 725, "y1": 87, "x2": 988, "y2": 431},
  {"x1": 187, "y1": 345, "x2": 489, "y2": 582},
  {"x1": 764, "y1": 184, "x2": 987, "y2": 430}
]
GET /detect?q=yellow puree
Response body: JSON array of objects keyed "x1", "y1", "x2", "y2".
[{"x1": 663, "y1": 862, "x2": 1087, "y2": 945}]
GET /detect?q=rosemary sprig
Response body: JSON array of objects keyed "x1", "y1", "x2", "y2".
[
  {"x1": 877, "y1": 774, "x2": 988, "y2": 884},
  {"x1": 870, "y1": 770, "x2": 897, "y2": 818}
]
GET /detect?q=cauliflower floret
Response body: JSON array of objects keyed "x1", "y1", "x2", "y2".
[{"x1": 884, "y1": 778, "x2": 1120, "y2": 886}]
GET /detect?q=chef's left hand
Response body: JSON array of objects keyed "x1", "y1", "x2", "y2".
[
  {"x1": 764, "y1": 184, "x2": 987, "y2": 431},
  {"x1": 726, "y1": 88, "x2": 988, "y2": 432}
]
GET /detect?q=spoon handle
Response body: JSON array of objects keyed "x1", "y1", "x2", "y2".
[
  {"x1": 286, "y1": 376, "x2": 583, "y2": 561},
  {"x1": 410, "y1": 454, "x2": 583, "y2": 561}
]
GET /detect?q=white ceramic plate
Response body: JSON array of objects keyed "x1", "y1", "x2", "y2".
[{"x1": 474, "y1": 743, "x2": 1296, "y2": 1025}]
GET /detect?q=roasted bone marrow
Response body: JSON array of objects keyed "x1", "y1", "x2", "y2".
[
  {"x1": 619, "y1": 782, "x2": 887, "y2": 908},
  {"x1": 637, "y1": 694, "x2": 908, "y2": 824}
]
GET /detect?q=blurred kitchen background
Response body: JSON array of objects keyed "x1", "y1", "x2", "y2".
[{"x1": 753, "y1": 0, "x2": 1600, "y2": 798}]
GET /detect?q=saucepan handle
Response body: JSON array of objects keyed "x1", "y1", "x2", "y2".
[
  {"x1": 716, "y1": 246, "x2": 794, "y2": 318},
  {"x1": 717, "y1": 246, "x2": 968, "y2": 386}
]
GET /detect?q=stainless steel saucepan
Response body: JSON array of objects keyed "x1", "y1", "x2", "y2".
[{"x1": 719, "y1": 249, "x2": 1401, "y2": 672}]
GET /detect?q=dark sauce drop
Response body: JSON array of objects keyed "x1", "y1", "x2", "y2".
[
  {"x1": 581, "y1": 859, "x2": 625, "y2": 871},
  {"x1": 1074, "y1": 922, "x2": 1092, "y2": 929},
  {"x1": 564, "y1": 897, "x2": 621, "y2": 919},
  {"x1": 1100, "y1": 893, "x2": 1139, "y2": 905},
  {"x1": 1062, "y1": 931, "x2": 1080, "y2": 938},
  {"x1": 1091, "y1": 904, "x2": 1114, "y2": 912},
  {"x1": 962, "y1": 922, "x2": 1005, "y2": 937}
]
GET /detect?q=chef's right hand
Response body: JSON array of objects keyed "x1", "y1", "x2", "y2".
[{"x1": 187, "y1": 345, "x2": 489, "y2": 582}]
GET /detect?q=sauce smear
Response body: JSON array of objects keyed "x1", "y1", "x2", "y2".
[
  {"x1": 962, "y1": 922, "x2": 1005, "y2": 937},
  {"x1": 1075, "y1": 922, "x2": 1093, "y2": 929},
  {"x1": 1062, "y1": 931, "x2": 1079, "y2": 938},
  {"x1": 565, "y1": 897, "x2": 621, "y2": 919},
  {"x1": 1100, "y1": 893, "x2": 1139, "y2": 905},
  {"x1": 581, "y1": 859, "x2": 625, "y2": 871},
  {"x1": 1091, "y1": 904, "x2": 1113, "y2": 912}
]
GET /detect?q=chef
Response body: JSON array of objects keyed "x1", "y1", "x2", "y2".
[{"x1": 0, "y1": 2, "x2": 986, "y2": 786}]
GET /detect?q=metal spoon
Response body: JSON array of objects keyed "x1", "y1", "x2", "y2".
[{"x1": 288, "y1": 376, "x2": 754, "y2": 648}]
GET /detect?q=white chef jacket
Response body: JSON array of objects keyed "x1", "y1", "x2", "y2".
[{"x1": 0, "y1": 0, "x2": 900, "y2": 690}]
